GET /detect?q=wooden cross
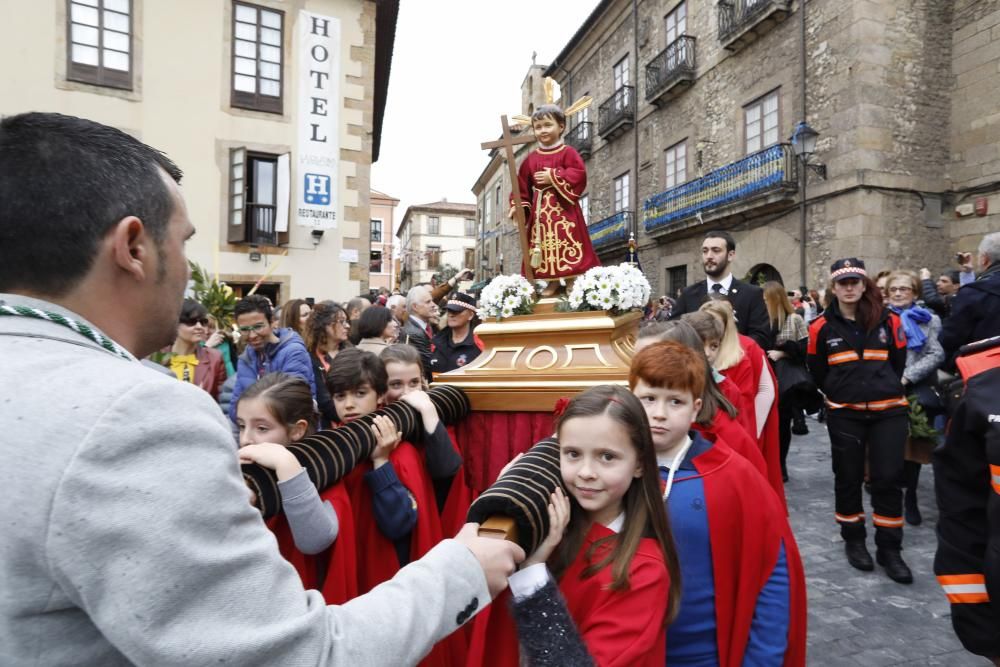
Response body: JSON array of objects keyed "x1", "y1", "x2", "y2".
[{"x1": 481, "y1": 115, "x2": 536, "y2": 281}]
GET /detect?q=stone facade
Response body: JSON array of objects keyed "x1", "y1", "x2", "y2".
[
  {"x1": 543, "y1": 0, "x2": 999, "y2": 298},
  {"x1": 396, "y1": 201, "x2": 477, "y2": 290}
]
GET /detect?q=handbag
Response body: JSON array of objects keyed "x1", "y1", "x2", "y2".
[{"x1": 774, "y1": 358, "x2": 823, "y2": 412}]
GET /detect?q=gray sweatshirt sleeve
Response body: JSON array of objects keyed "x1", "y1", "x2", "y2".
[
  {"x1": 47, "y1": 379, "x2": 490, "y2": 667},
  {"x1": 904, "y1": 315, "x2": 945, "y2": 385},
  {"x1": 278, "y1": 468, "x2": 339, "y2": 555}
]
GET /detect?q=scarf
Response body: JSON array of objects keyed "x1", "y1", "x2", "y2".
[{"x1": 889, "y1": 304, "x2": 932, "y2": 352}]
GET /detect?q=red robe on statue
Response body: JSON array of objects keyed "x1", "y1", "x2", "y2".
[
  {"x1": 466, "y1": 523, "x2": 670, "y2": 667},
  {"x1": 513, "y1": 143, "x2": 601, "y2": 279}
]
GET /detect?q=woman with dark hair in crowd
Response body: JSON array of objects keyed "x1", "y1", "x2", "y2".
[
  {"x1": 353, "y1": 306, "x2": 399, "y2": 353},
  {"x1": 160, "y1": 298, "x2": 227, "y2": 401},
  {"x1": 304, "y1": 301, "x2": 351, "y2": 427},
  {"x1": 279, "y1": 299, "x2": 312, "y2": 337},
  {"x1": 885, "y1": 269, "x2": 945, "y2": 526},
  {"x1": 762, "y1": 282, "x2": 813, "y2": 482},
  {"x1": 807, "y1": 258, "x2": 912, "y2": 583}
]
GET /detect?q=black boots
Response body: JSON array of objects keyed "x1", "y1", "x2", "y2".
[
  {"x1": 845, "y1": 540, "x2": 874, "y2": 571},
  {"x1": 904, "y1": 488, "x2": 923, "y2": 526},
  {"x1": 791, "y1": 412, "x2": 809, "y2": 435},
  {"x1": 876, "y1": 548, "x2": 914, "y2": 584}
]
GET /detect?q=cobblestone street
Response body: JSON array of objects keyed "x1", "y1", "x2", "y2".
[{"x1": 787, "y1": 415, "x2": 992, "y2": 666}]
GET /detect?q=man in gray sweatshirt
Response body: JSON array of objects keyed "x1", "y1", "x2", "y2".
[{"x1": 0, "y1": 112, "x2": 523, "y2": 666}]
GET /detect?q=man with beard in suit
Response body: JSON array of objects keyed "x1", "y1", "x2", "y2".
[{"x1": 671, "y1": 230, "x2": 773, "y2": 350}]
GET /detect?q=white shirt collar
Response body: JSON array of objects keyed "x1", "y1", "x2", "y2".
[
  {"x1": 656, "y1": 435, "x2": 692, "y2": 470},
  {"x1": 605, "y1": 511, "x2": 626, "y2": 533},
  {"x1": 706, "y1": 273, "x2": 734, "y2": 294},
  {"x1": 408, "y1": 314, "x2": 427, "y2": 329}
]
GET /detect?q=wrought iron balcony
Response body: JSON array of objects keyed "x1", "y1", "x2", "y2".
[
  {"x1": 643, "y1": 143, "x2": 797, "y2": 235},
  {"x1": 565, "y1": 121, "x2": 594, "y2": 159},
  {"x1": 589, "y1": 210, "x2": 632, "y2": 249},
  {"x1": 718, "y1": 0, "x2": 791, "y2": 52},
  {"x1": 645, "y1": 36, "x2": 697, "y2": 106},
  {"x1": 248, "y1": 203, "x2": 278, "y2": 245},
  {"x1": 598, "y1": 86, "x2": 635, "y2": 140}
]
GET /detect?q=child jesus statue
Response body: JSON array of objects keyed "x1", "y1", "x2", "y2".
[{"x1": 510, "y1": 104, "x2": 601, "y2": 291}]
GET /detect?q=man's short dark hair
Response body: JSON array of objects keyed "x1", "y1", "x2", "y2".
[
  {"x1": 0, "y1": 112, "x2": 183, "y2": 296},
  {"x1": 943, "y1": 269, "x2": 961, "y2": 284},
  {"x1": 326, "y1": 348, "x2": 388, "y2": 396},
  {"x1": 703, "y1": 230, "x2": 736, "y2": 253},
  {"x1": 234, "y1": 295, "x2": 273, "y2": 322}
]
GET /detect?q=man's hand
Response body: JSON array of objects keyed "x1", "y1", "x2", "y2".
[
  {"x1": 454, "y1": 523, "x2": 526, "y2": 599},
  {"x1": 958, "y1": 252, "x2": 975, "y2": 272},
  {"x1": 919, "y1": 268, "x2": 932, "y2": 281}
]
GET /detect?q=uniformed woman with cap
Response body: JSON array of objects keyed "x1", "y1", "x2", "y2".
[{"x1": 807, "y1": 258, "x2": 913, "y2": 583}]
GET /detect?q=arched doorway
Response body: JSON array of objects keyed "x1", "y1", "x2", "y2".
[{"x1": 745, "y1": 263, "x2": 784, "y2": 287}]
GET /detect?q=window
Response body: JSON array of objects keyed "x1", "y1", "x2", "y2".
[
  {"x1": 613, "y1": 55, "x2": 630, "y2": 89},
  {"x1": 231, "y1": 2, "x2": 284, "y2": 114},
  {"x1": 370, "y1": 250, "x2": 384, "y2": 273},
  {"x1": 426, "y1": 245, "x2": 441, "y2": 269},
  {"x1": 665, "y1": 2, "x2": 687, "y2": 44},
  {"x1": 495, "y1": 184, "x2": 502, "y2": 224},
  {"x1": 483, "y1": 197, "x2": 492, "y2": 229},
  {"x1": 580, "y1": 194, "x2": 590, "y2": 225},
  {"x1": 465, "y1": 218, "x2": 476, "y2": 237},
  {"x1": 665, "y1": 141, "x2": 687, "y2": 189},
  {"x1": 744, "y1": 89, "x2": 780, "y2": 154},
  {"x1": 427, "y1": 216, "x2": 440, "y2": 235},
  {"x1": 464, "y1": 247, "x2": 476, "y2": 268},
  {"x1": 578, "y1": 96, "x2": 590, "y2": 125},
  {"x1": 667, "y1": 265, "x2": 688, "y2": 298},
  {"x1": 371, "y1": 219, "x2": 383, "y2": 243},
  {"x1": 613, "y1": 173, "x2": 630, "y2": 213},
  {"x1": 228, "y1": 148, "x2": 283, "y2": 245},
  {"x1": 67, "y1": 0, "x2": 133, "y2": 89}
]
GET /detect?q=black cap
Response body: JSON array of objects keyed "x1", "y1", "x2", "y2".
[
  {"x1": 830, "y1": 257, "x2": 867, "y2": 282},
  {"x1": 444, "y1": 292, "x2": 477, "y2": 313}
]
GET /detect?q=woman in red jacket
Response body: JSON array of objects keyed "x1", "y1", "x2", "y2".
[{"x1": 807, "y1": 258, "x2": 912, "y2": 584}]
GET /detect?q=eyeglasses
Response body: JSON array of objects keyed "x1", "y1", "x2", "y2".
[
  {"x1": 238, "y1": 323, "x2": 268, "y2": 334},
  {"x1": 888, "y1": 286, "x2": 913, "y2": 294},
  {"x1": 180, "y1": 317, "x2": 209, "y2": 327}
]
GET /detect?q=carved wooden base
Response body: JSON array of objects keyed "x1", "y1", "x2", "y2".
[{"x1": 433, "y1": 301, "x2": 640, "y2": 412}]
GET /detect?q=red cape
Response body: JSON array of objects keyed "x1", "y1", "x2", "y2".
[
  {"x1": 723, "y1": 336, "x2": 785, "y2": 507},
  {"x1": 438, "y1": 425, "x2": 478, "y2": 537},
  {"x1": 683, "y1": 440, "x2": 807, "y2": 666},
  {"x1": 694, "y1": 410, "x2": 767, "y2": 479},
  {"x1": 467, "y1": 524, "x2": 670, "y2": 667},
  {"x1": 266, "y1": 481, "x2": 358, "y2": 605}
]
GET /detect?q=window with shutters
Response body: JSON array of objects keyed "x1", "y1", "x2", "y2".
[
  {"x1": 464, "y1": 247, "x2": 476, "y2": 268},
  {"x1": 228, "y1": 147, "x2": 285, "y2": 246},
  {"x1": 426, "y1": 246, "x2": 441, "y2": 269},
  {"x1": 427, "y1": 216, "x2": 440, "y2": 235},
  {"x1": 464, "y1": 218, "x2": 476, "y2": 237},
  {"x1": 231, "y1": 2, "x2": 284, "y2": 114},
  {"x1": 66, "y1": 0, "x2": 133, "y2": 89},
  {"x1": 665, "y1": 140, "x2": 687, "y2": 189},
  {"x1": 613, "y1": 172, "x2": 630, "y2": 213}
]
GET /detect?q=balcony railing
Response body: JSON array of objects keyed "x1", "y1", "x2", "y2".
[
  {"x1": 598, "y1": 86, "x2": 635, "y2": 139},
  {"x1": 643, "y1": 143, "x2": 797, "y2": 233},
  {"x1": 718, "y1": 0, "x2": 792, "y2": 51},
  {"x1": 565, "y1": 121, "x2": 594, "y2": 159},
  {"x1": 645, "y1": 36, "x2": 697, "y2": 105},
  {"x1": 589, "y1": 210, "x2": 633, "y2": 248},
  {"x1": 248, "y1": 203, "x2": 278, "y2": 245}
]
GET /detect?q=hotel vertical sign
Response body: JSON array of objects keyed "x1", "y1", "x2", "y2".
[{"x1": 296, "y1": 11, "x2": 340, "y2": 230}]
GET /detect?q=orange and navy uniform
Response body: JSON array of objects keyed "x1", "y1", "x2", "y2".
[
  {"x1": 806, "y1": 303, "x2": 908, "y2": 412},
  {"x1": 933, "y1": 336, "x2": 1000, "y2": 659},
  {"x1": 807, "y1": 301, "x2": 910, "y2": 546}
]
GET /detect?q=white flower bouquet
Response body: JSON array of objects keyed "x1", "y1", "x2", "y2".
[
  {"x1": 478, "y1": 273, "x2": 538, "y2": 320},
  {"x1": 566, "y1": 263, "x2": 651, "y2": 314}
]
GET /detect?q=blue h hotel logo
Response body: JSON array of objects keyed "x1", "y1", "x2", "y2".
[{"x1": 304, "y1": 173, "x2": 331, "y2": 205}]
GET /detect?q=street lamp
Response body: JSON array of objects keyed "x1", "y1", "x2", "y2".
[{"x1": 789, "y1": 121, "x2": 827, "y2": 294}]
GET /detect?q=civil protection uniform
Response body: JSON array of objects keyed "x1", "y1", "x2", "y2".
[
  {"x1": 933, "y1": 336, "x2": 1000, "y2": 659},
  {"x1": 807, "y1": 284, "x2": 909, "y2": 550}
]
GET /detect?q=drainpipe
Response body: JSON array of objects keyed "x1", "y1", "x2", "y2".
[
  {"x1": 798, "y1": 0, "x2": 808, "y2": 294},
  {"x1": 633, "y1": 0, "x2": 640, "y2": 245}
]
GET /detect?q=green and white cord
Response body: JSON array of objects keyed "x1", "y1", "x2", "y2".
[{"x1": 0, "y1": 304, "x2": 133, "y2": 361}]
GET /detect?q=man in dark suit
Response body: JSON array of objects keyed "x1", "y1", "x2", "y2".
[
  {"x1": 402, "y1": 284, "x2": 436, "y2": 381},
  {"x1": 671, "y1": 229, "x2": 773, "y2": 350}
]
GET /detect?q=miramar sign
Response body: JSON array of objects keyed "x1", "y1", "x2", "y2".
[{"x1": 296, "y1": 11, "x2": 340, "y2": 230}]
